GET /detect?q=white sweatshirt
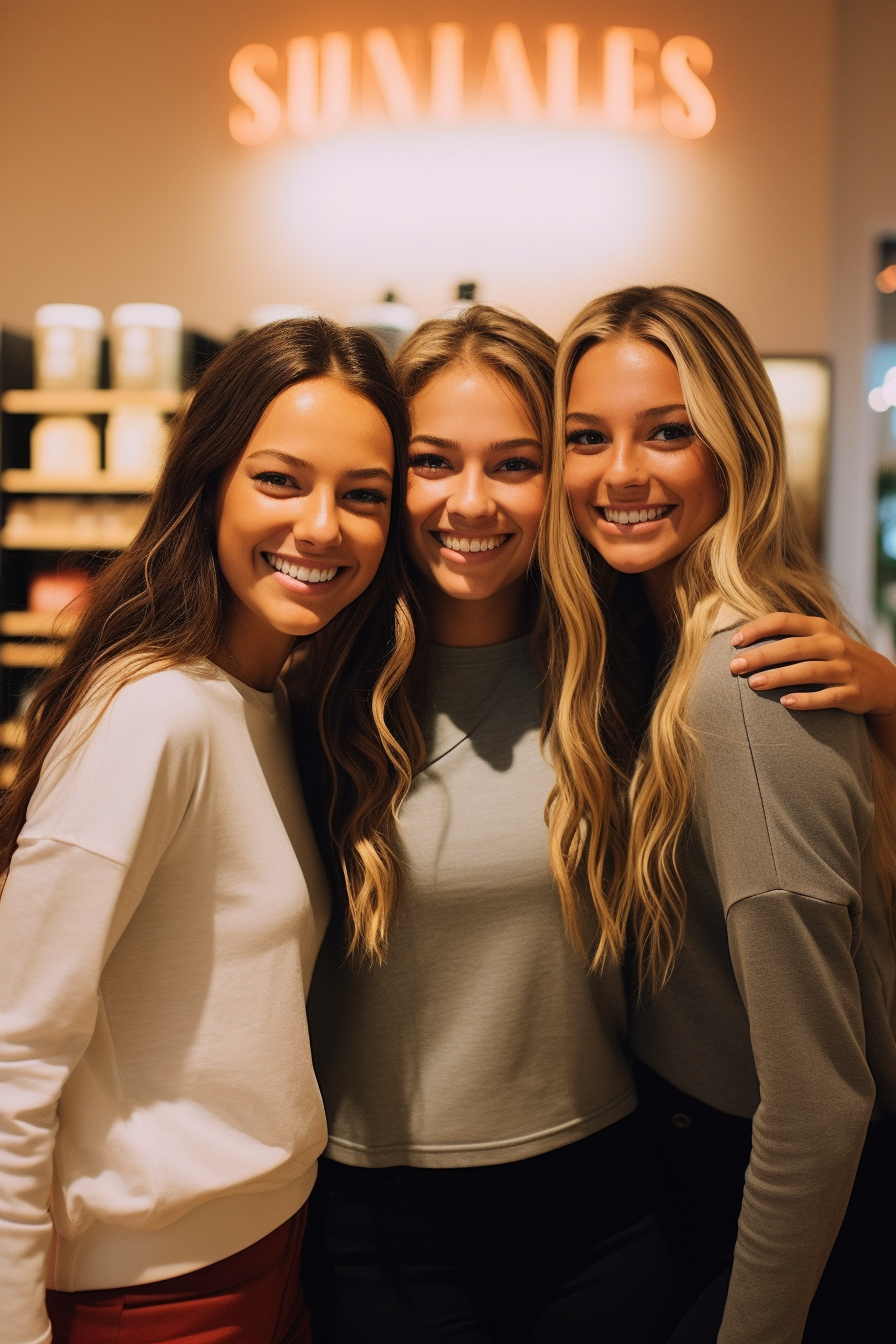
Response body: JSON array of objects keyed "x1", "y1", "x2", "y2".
[{"x1": 0, "y1": 663, "x2": 331, "y2": 1344}]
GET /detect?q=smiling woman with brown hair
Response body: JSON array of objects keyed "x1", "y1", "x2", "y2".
[{"x1": 0, "y1": 318, "x2": 417, "y2": 1344}]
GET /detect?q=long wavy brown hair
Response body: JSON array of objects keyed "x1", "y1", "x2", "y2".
[
  {"x1": 0, "y1": 319, "x2": 421, "y2": 933},
  {"x1": 540, "y1": 284, "x2": 896, "y2": 989}
]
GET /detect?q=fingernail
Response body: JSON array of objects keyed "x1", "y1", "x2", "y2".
[
  {"x1": 748, "y1": 674, "x2": 767, "y2": 688},
  {"x1": 731, "y1": 632, "x2": 743, "y2": 646},
  {"x1": 781, "y1": 695, "x2": 795, "y2": 706},
  {"x1": 730, "y1": 657, "x2": 747, "y2": 672}
]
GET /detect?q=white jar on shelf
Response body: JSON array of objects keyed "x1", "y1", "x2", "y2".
[
  {"x1": 30, "y1": 415, "x2": 101, "y2": 477},
  {"x1": 105, "y1": 408, "x2": 166, "y2": 479},
  {"x1": 111, "y1": 303, "x2": 182, "y2": 391},
  {"x1": 33, "y1": 304, "x2": 103, "y2": 390}
]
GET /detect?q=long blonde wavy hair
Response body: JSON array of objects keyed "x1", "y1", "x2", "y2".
[
  {"x1": 383, "y1": 306, "x2": 626, "y2": 957},
  {"x1": 0, "y1": 321, "x2": 421, "y2": 962},
  {"x1": 540, "y1": 284, "x2": 896, "y2": 989}
]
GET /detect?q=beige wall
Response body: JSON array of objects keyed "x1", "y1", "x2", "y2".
[{"x1": 0, "y1": 1, "x2": 834, "y2": 349}]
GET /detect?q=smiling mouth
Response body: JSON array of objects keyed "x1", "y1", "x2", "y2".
[
  {"x1": 436, "y1": 532, "x2": 510, "y2": 553},
  {"x1": 263, "y1": 552, "x2": 340, "y2": 583},
  {"x1": 600, "y1": 505, "x2": 674, "y2": 525}
]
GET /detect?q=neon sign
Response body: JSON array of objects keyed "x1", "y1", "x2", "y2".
[{"x1": 229, "y1": 23, "x2": 716, "y2": 146}]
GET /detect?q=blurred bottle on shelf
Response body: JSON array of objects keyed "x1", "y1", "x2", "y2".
[
  {"x1": 32, "y1": 305, "x2": 104, "y2": 478},
  {"x1": 110, "y1": 304, "x2": 182, "y2": 390},
  {"x1": 347, "y1": 292, "x2": 417, "y2": 357},
  {"x1": 30, "y1": 416, "x2": 100, "y2": 477},
  {"x1": 108, "y1": 304, "x2": 182, "y2": 479},
  {"x1": 105, "y1": 409, "x2": 166, "y2": 479},
  {"x1": 28, "y1": 567, "x2": 91, "y2": 615},
  {"x1": 33, "y1": 304, "x2": 103, "y2": 390},
  {"x1": 441, "y1": 281, "x2": 478, "y2": 319}
]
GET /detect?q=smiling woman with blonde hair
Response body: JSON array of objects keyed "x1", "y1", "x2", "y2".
[{"x1": 539, "y1": 284, "x2": 896, "y2": 1343}]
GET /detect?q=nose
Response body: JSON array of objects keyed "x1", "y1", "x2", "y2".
[
  {"x1": 294, "y1": 486, "x2": 342, "y2": 548},
  {"x1": 603, "y1": 437, "x2": 649, "y2": 492},
  {"x1": 447, "y1": 463, "x2": 497, "y2": 522}
]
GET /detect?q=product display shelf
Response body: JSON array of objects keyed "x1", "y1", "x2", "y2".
[
  {"x1": 1, "y1": 388, "x2": 182, "y2": 415},
  {"x1": 0, "y1": 325, "x2": 222, "y2": 787}
]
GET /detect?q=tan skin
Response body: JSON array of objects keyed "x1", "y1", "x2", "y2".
[
  {"x1": 213, "y1": 378, "x2": 394, "y2": 690},
  {"x1": 564, "y1": 337, "x2": 896, "y2": 762},
  {"x1": 404, "y1": 363, "x2": 545, "y2": 647}
]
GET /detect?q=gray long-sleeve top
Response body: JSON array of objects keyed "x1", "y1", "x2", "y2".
[{"x1": 631, "y1": 626, "x2": 896, "y2": 1344}]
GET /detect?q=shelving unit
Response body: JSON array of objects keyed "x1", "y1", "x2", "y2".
[{"x1": 0, "y1": 326, "x2": 221, "y2": 786}]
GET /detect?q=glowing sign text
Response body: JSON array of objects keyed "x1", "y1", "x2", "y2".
[{"x1": 229, "y1": 23, "x2": 716, "y2": 145}]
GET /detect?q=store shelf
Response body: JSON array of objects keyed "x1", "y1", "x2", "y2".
[
  {"x1": 1, "y1": 527, "x2": 140, "y2": 550},
  {"x1": 0, "y1": 470, "x2": 156, "y2": 494},
  {"x1": 1, "y1": 388, "x2": 182, "y2": 415},
  {"x1": 0, "y1": 719, "x2": 25, "y2": 749},
  {"x1": 0, "y1": 612, "x2": 78, "y2": 637},
  {"x1": 0, "y1": 642, "x2": 64, "y2": 668}
]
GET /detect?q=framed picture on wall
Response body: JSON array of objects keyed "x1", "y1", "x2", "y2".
[{"x1": 762, "y1": 356, "x2": 832, "y2": 553}]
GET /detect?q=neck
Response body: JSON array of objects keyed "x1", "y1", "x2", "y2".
[
  {"x1": 640, "y1": 561, "x2": 676, "y2": 629},
  {"x1": 211, "y1": 610, "x2": 296, "y2": 691},
  {"x1": 419, "y1": 576, "x2": 533, "y2": 647}
]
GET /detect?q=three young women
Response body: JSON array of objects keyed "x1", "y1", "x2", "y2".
[
  {"x1": 0, "y1": 319, "x2": 416, "y2": 1344},
  {"x1": 540, "y1": 285, "x2": 896, "y2": 1342}
]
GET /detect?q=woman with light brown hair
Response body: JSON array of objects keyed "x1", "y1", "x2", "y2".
[
  {"x1": 540, "y1": 284, "x2": 896, "y2": 1343},
  {"x1": 303, "y1": 304, "x2": 679, "y2": 1344},
  {"x1": 0, "y1": 318, "x2": 418, "y2": 1344}
]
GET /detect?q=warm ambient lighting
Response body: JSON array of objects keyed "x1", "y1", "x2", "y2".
[
  {"x1": 876, "y1": 265, "x2": 896, "y2": 295},
  {"x1": 229, "y1": 23, "x2": 716, "y2": 146}
]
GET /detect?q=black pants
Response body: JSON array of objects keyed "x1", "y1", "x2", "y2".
[
  {"x1": 633, "y1": 1060, "x2": 896, "y2": 1343},
  {"x1": 303, "y1": 1112, "x2": 676, "y2": 1343}
]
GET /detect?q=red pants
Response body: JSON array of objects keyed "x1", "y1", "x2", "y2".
[{"x1": 46, "y1": 1205, "x2": 310, "y2": 1344}]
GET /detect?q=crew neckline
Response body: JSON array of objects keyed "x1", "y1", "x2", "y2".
[
  {"x1": 426, "y1": 632, "x2": 534, "y2": 670},
  {"x1": 203, "y1": 661, "x2": 280, "y2": 714}
]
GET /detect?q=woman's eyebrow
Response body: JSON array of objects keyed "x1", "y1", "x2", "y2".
[
  {"x1": 410, "y1": 434, "x2": 542, "y2": 451},
  {"x1": 565, "y1": 404, "x2": 688, "y2": 423},
  {"x1": 244, "y1": 449, "x2": 391, "y2": 480}
]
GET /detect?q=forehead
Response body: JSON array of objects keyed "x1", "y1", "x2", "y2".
[
  {"x1": 568, "y1": 338, "x2": 683, "y2": 414},
  {"x1": 411, "y1": 363, "x2": 537, "y2": 437},
  {"x1": 246, "y1": 377, "x2": 394, "y2": 467}
]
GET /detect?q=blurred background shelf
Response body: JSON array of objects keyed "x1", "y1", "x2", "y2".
[
  {"x1": 0, "y1": 526, "x2": 142, "y2": 550},
  {"x1": 0, "y1": 612, "x2": 78, "y2": 637},
  {"x1": 1, "y1": 470, "x2": 155, "y2": 494},
  {"x1": 1, "y1": 388, "x2": 182, "y2": 414},
  {"x1": 0, "y1": 720, "x2": 25, "y2": 748},
  {"x1": 0, "y1": 642, "x2": 65, "y2": 668}
]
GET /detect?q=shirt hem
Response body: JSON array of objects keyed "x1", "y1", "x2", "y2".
[
  {"x1": 49, "y1": 1167, "x2": 317, "y2": 1292},
  {"x1": 323, "y1": 1091, "x2": 637, "y2": 1169}
]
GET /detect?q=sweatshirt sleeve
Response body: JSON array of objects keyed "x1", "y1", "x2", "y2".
[
  {"x1": 704, "y1": 677, "x2": 877, "y2": 1344},
  {"x1": 0, "y1": 674, "x2": 206, "y2": 1344}
]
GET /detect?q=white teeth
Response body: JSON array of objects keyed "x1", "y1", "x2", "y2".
[
  {"x1": 437, "y1": 533, "x2": 508, "y2": 553},
  {"x1": 264, "y1": 553, "x2": 338, "y2": 583},
  {"x1": 602, "y1": 505, "x2": 671, "y2": 524}
]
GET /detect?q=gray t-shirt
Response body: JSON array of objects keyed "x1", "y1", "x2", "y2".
[
  {"x1": 308, "y1": 634, "x2": 635, "y2": 1168},
  {"x1": 631, "y1": 626, "x2": 896, "y2": 1344}
]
